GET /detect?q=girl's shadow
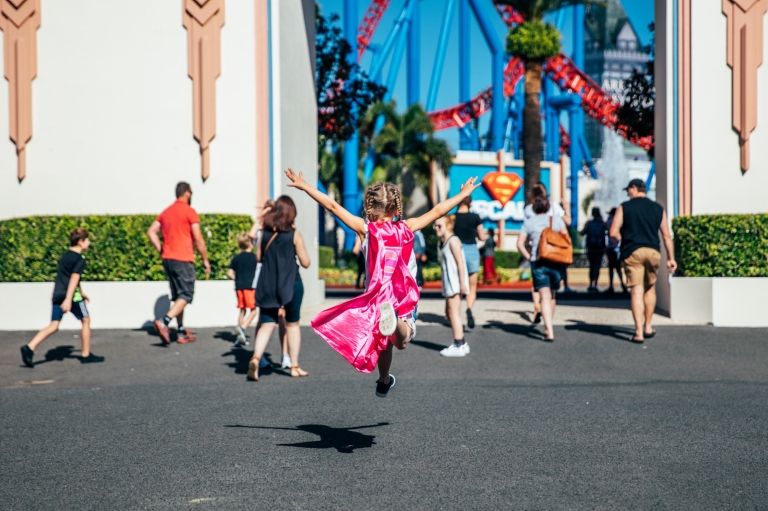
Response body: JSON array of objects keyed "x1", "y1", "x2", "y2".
[{"x1": 225, "y1": 422, "x2": 389, "y2": 453}]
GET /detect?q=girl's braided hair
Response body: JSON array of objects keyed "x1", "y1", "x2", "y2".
[{"x1": 363, "y1": 182, "x2": 402, "y2": 222}]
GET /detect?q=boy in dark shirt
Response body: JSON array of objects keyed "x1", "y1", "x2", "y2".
[
  {"x1": 228, "y1": 232, "x2": 259, "y2": 346},
  {"x1": 20, "y1": 228, "x2": 104, "y2": 368}
]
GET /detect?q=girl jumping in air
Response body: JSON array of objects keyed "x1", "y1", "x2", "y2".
[
  {"x1": 285, "y1": 168, "x2": 480, "y2": 398},
  {"x1": 433, "y1": 215, "x2": 470, "y2": 357}
]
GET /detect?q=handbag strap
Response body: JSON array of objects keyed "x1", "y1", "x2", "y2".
[
  {"x1": 259, "y1": 231, "x2": 278, "y2": 263},
  {"x1": 549, "y1": 216, "x2": 553, "y2": 229}
]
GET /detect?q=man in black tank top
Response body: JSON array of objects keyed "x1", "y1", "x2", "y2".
[{"x1": 609, "y1": 179, "x2": 677, "y2": 343}]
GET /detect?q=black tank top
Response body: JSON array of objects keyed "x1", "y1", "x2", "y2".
[
  {"x1": 256, "y1": 230, "x2": 299, "y2": 309},
  {"x1": 619, "y1": 197, "x2": 664, "y2": 260}
]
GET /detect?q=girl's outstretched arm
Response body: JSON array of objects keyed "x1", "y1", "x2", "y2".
[
  {"x1": 406, "y1": 177, "x2": 482, "y2": 233},
  {"x1": 285, "y1": 168, "x2": 366, "y2": 237}
]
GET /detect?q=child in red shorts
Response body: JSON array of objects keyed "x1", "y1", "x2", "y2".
[{"x1": 228, "y1": 233, "x2": 259, "y2": 347}]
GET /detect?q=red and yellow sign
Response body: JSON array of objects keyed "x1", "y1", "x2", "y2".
[{"x1": 481, "y1": 172, "x2": 523, "y2": 207}]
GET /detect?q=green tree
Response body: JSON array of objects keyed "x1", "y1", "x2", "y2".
[
  {"x1": 499, "y1": 0, "x2": 602, "y2": 203},
  {"x1": 315, "y1": 7, "x2": 385, "y2": 150},
  {"x1": 617, "y1": 23, "x2": 654, "y2": 158},
  {"x1": 361, "y1": 102, "x2": 453, "y2": 207}
]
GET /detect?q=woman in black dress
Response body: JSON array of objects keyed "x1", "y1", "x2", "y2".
[{"x1": 247, "y1": 196, "x2": 311, "y2": 381}]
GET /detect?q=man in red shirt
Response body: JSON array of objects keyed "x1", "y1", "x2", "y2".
[{"x1": 147, "y1": 182, "x2": 211, "y2": 344}]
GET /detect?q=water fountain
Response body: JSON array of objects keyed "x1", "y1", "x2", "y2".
[{"x1": 594, "y1": 128, "x2": 630, "y2": 216}]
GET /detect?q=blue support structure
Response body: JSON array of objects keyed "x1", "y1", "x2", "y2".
[
  {"x1": 569, "y1": 4, "x2": 586, "y2": 227},
  {"x1": 512, "y1": 80, "x2": 524, "y2": 159},
  {"x1": 342, "y1": 0, "x2": 359, "y2": 250},
  {"x1": 466, "y1": 0, "x2": 504, "y2": 151},
  {"x1": 646, "y1": 160, "x2": 656, "y2": 190},
  {"x1": 407, "y1": 0, "x2": 420, "y2": 106},
  {"x1": 543, "y1": 77, "x2": 559, "y2": 162},
  {"x1": 458, "y1": 0, "x2": 474, "y2": 149},
  {"x1": 363, "y1": 4, "x2": 412, "y2": 183},
  {"x1": 426, "y1": 0, "x2": 456, "y2": 112},
  {"x1": 548, "y1": 94, "x2": 584, "y2": 229}
]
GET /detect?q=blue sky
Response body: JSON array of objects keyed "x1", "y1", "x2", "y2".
[{"x1": 316, "y1": 0, "x2": 654, "y2": 150}]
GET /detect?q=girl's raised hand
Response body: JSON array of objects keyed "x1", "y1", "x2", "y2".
[
  {"x1": 459, "y1": 177, "x2": 482, "y2": 196},
  {"x1": 285, "y1": 168, "x2": 308, "y2": 190}
]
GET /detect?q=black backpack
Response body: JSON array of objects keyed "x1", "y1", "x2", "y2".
[{"x1": 585, "y1": 221, "x2": 606, "y2": 249}]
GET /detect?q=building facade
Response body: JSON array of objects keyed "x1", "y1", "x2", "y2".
[
  {"x1": 583, "y1": 0, "x2": 651, "y2": 159},
  {"x1": 0, "y1": 0, "x2": 321, "y2": 307}
]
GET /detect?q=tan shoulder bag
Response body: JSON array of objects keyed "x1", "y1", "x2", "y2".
[{"x1": 538, "y1": 217, "x2": 573, "y2": 265}]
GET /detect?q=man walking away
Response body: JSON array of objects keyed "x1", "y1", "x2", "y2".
[
  {"x1": 609, "y1": 179, "x2": 677, "y2": 343},
  {"x1": 605, "y1": 208, "x2": 627, "y2": 293},
  {"x1": 581, "y1": 207, "x2": 607, "y2": 292},
  {"x1": 147, "y1": 182, "x2": 211, "y2": 344}
]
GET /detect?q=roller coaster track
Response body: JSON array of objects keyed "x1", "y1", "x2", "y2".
[{"x1": 356, "y1": 0, "x2": 654, "y2": 150}]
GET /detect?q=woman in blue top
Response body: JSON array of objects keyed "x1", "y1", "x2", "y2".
[{"x1": 517, "y1": 195, "x2": 571, "y2": 342}]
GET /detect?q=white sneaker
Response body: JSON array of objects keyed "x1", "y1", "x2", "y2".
[
  {"x1": 440, "y1": 343, "x2": 467, "y2": 357},
  {"x1": 463, "y1": 342, "x2": 470, "y2": 355},
  {"x1": 379, "y1": 301, "x2": 396, "y2": 336},
  {"x1": 281, "y1": 354, "x2": 292, "y2": 369},
  {"x1": 236, "y1": 326, "x2": 249, "y2": 345}
]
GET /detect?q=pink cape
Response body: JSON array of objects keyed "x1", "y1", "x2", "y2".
[{"x1": 311, "y1": 221, "x2": 420, "y2": 373}]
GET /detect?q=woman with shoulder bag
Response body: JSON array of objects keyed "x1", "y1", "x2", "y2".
[
  {"x1": 247, "y1": 196, "x2": 311, "y2": 381},
  {"x1": 517, "y1": 194, "x2": 571, "y2": 342}
]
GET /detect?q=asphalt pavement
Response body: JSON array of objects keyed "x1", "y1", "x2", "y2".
[{"x1": 1, "y1": 301, "x2": 767, "y2": 510}]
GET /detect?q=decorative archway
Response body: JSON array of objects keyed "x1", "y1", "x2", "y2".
[
  {"x1": 183, "y1": 0, "x2": 225, "y2": 181},
  {"x1": 0, "y1": 0, "x2": 41, "y2": 182}
]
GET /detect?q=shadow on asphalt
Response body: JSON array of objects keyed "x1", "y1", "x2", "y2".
[
  {"x1": 221, "y1": 347, "x2": 278, "y2": 376},
  {"x1": 482, "y1": 321, "x2": 546, "y2": 341},
  {"x1": 224, "y1": 422, "x2": 389, "y2": 453},
  {"x1": 33, "y1": 345, "x2": 77, "y2": 365},
  {"x1": 486, "y1": 309, "x2": 535, "y2": 322},
  {"x1": 416, "y1": 312, "x2": 449, "y2": 326},
  {"x1": 213, "y1": 331, "x2": 238, "y2": 344},
  {"x1": 133, "y1": 324, "x2": 173, "y2": 347},
  {"x1": 564, "y1": 320, "x2": 635, "y2": 341},
  {"x1": 410, "y1": 340, "x2": 447, "y2": 352}
]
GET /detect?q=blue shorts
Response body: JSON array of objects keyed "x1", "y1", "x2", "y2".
[
  {"x1": 462, "y1": 243, "x2": 480, "y2": 275},
  {"x1": 261, "y1": 280, "x2": 304, "y2": 324},
  {"x1": 532, "y1": 260, "x2": 565, "y2": 292},
  {"x1": 52, "y1": 301, "x2": 89, "y2": 322}
]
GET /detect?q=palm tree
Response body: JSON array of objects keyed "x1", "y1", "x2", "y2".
[
  {"x1": 498, "y1": 0, "x2": 601, "y2": 203},
  {"x1": 361, "y1": 102, "x2": 453, "y2": 210}
]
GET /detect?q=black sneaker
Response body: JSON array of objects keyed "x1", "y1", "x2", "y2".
[
  {"x1": 375, "y1": 374, "x2": 396, "y2": 398},
  {"x1": 466, "y1": 309, "x2": 475, "y2": 329},
  {"x1": 80, "y1": 353, "x2": 105, "y2": 364},
  {"x1": 20, "y1": 345, "x2": 34, "y2": 368}
]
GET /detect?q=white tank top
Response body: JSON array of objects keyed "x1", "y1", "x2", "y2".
[{"x1": 441, "y1": 236, "x2": 469, "y2": 298}]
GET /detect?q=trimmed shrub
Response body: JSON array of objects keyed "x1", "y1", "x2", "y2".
[
  {"x1": 672, "y1": 214, "x2": 768, "y2": 277},
  {"x1": 319, "y1": 246, "x2": 335, "y2": 268},
  {"x1": 0, "y1": 214, "x2": 254, "y2": 282},
  {"x1": 494, "y1": 250, "x2": 522, "y2": 269}
]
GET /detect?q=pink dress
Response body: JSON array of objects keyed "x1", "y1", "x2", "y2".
[{"x1": 312, "y1": 221, "x2": 420, "y2": 373}]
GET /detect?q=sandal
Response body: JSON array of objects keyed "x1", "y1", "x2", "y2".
[
  {"x1": 644, "y1": 330, "x2": 656, "y2": 339},
  {"x1": 629, "y1": 335, "x2": 644, "y2": 343},
  {"x1": 290, "y1": 365, "x2": 308, "y2": 378},
  {"x1": 247, "y1": 358, "x2": 259, "y2": 381}
]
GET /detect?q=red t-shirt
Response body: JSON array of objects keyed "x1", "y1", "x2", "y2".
[{"x1": 157, "y1": 200, "x2": 200, "y2": 262}]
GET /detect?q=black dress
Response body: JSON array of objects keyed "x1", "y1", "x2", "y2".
[{"x1": 256, "y1": 230, "x2": 300, "y2": 309}]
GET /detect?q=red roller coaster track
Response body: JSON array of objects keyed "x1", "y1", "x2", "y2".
[{"x1": 356, "y1": 0, "x2": 654, "y2": 151}]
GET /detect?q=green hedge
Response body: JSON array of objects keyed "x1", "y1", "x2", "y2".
[
  {"x1": 319, "y1": 246, "x2": 335, "y2": 268},
  {"x1": 672, "y1": 214, "x2": 768, "y2": 277},
  {"x1": 0, "y1": 214, "x2": 254, "y2": 282},
  {"x1": 495, "y1": 250, "x2": 522, "y2": 269}
]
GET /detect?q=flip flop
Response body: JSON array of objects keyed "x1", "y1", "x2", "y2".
[
  {"x1": 644, "y1": 330, "x2": 657, "y2": 339},
  {"x1": 629, "y1": 335, "x2": 644, "y2": 343}
]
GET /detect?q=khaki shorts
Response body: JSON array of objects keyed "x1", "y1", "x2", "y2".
[{"x1": 622, "y1": 247, "x2": 661, "y2": 289}]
